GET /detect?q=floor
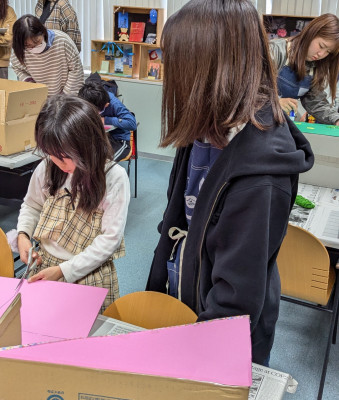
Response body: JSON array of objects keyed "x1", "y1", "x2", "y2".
[{"x1": 0, "y1": 156, "x2": 338, "y2": 400}]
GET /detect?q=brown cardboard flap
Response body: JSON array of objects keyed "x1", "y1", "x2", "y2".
[
  {"x1": 6, "y1": 114, "x2": 38, "y2": 126},
  {"x1": 0, "y1": 293, "x2": 22, "y2": 347},
  {"x1": 0, "y1": 89, "x2": 5, "y2": 124},
  {"x1": 0, "y1": 79, "x2": 48, "y2": 122},
  {"x1": 0, "y1": 358, "x2": 249, "y2": 400},
  {"x1": 5, "y1": 87, "x2": 48, "y2": 121}
]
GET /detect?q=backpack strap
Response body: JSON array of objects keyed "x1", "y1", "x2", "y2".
[{"x1": 40, "y1": 0, "x2": 60, "y2": 24}]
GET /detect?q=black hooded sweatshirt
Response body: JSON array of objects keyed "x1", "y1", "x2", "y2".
[{"x1": 146, "y1": 109, "x2": 314, "y2": 364}]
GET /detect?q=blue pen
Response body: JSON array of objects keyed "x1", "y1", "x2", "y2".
[{"x1": 289, "y1": 109, "x2": 295, "y2": 121}]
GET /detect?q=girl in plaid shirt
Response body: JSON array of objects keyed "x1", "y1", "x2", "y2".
[{"x1": 17, "y1": 95, "x2": 130, "y2": 311}]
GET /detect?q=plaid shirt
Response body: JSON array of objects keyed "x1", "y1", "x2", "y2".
[{"x1": 35, "y1": 0, "x2": 81, "y2": 52}]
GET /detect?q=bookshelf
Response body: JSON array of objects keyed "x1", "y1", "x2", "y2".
[
  {"x1": 263, "y1": 14, "x2": 314, "y2": 40},
  {"x1": 91, "y1": 6, "x2": 164, "y2": 82}
]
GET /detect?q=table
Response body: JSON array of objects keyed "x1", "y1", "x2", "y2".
[
  {"x1": 0, "y1": 150, "x2": 41, "y2": 169},
  {"x1": 0, "y1": 150, "x2": 42, "y2": 201},
  {"x1": 290, "y1": 183, "x2": 339, "y2": 249}
]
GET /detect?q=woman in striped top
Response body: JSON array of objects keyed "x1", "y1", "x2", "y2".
[{"x1": 11, "y1": 14, "x2": 83, "y2": 97}]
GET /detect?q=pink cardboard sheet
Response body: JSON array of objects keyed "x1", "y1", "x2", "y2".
[
  {"x1": 0, "y1": 277, "x2": 108, "y2": 345},
  {"x1": 0, "y1": 316, "x2": 252, "y2": 387}
]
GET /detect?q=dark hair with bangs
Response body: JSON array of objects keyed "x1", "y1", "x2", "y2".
[
  {"x1": 35, "y1": 95, "x2": 114, "y2": 213},
  {"x1": 289, "y1": 13, "x2": 339, "y2": 102},
  {"x1": 78, "y1": 81, "x2": 110, "y2": 111},
  {"x1": 0, "y1": 0, "x2": 9, "y2": 22},
  {"x1": 160, "y1": 0, "x2": 284, "y2": 149},
  {"x1": 12, "y1": 14, "x2": 48, "y2": 64}
]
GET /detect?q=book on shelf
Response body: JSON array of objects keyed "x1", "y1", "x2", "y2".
[
  {"x1": 114, "y1": 58, "x2": 124, "y2": 74},
  {"x1": 129, "y1": 22, "x2": 146, "y2": 42},
  {"x1": 147, "y1": 62, "x2": 161, "y2": 80},
  {"x1": 98, "y1": 60, "x2": 109, "y2": 74}
]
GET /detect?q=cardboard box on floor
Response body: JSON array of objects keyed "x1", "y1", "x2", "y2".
[
  {"x1": 0, "y1": 317, "x2": 252, "y2": 400},
  {"x1": 0, "y1": 79, "x2": 48, "y2": 155}
]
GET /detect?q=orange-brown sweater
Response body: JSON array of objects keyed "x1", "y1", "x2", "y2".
[{"x1": 0, "y1": 6, "x2": 16, "y2": 68}]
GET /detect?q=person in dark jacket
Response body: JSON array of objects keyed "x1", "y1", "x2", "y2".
[
  {"x1": 79, "y1": 81, "x2": 137, "y2": 162},
  {"x1": 146, "y1": 0, "x2": 314, "y2": 366}
]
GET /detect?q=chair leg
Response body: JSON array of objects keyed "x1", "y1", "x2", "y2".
[
  {"x1": 127, "y1": 159, "x2": 131, "y2": 177},
  {"x1": 134, "y1": 156, "x2": 137, "y2": 198},
  {"x1": 317, "y1": 274, "x2": 339, "y2": 400},
  {"x1": 333, "y1": 306, "x2": 339, "y2": 345},
  {"x1": 332, "y1": 271, "x2": 339, "y2": 345}
]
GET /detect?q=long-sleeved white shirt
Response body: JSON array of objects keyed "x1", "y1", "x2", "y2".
[{"x1": 17, "y1": 160, "x2": 130, "y2": 282}]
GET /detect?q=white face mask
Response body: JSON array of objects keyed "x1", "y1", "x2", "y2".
[{"x1": 27, "y1": 40, "x2": 47, "y2": 54}]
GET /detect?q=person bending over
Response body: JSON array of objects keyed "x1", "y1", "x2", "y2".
[{"x1": 79, "y1": 81, "x2": 137, "y2": 162}]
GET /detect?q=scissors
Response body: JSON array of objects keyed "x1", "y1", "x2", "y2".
[{"x1": 15, "y1": 245, "x2": 38, "y2": 292}]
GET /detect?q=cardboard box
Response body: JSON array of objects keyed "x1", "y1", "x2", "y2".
[
  {"x1": 0, "y1": 79, "x2": 48, "y2": 155},
  {"x1": 295, "y1": 122, "x2": 339, "y2": 189},
  {"x1": 0, "y1": 293, "x2": 21, "y2": 347},
  {"x1": 0, "y1": 317, "x2": 252, "y2": 400}
]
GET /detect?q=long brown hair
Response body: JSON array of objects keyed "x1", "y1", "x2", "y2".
[
  {"x1": 35, "y1": 95, "x2": 114, "y2": 213},
  {"x1": 289, "y1": 13, "x2": 339, "y2": 101},
  {"x1": 0, "y1": 0, "x2": 8, "y2": 22},
  {"x1": 160, "y1": 0, "x2": 284, "y2": 149}
]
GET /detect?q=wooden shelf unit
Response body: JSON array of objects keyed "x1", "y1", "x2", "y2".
[
  {"x1": 91, "y1": 39, "x2": 139, "y2": 79},
  {"x1": 91, "y1": 6, "x2": 164, "y2": 82},
  {"x1": 263, "y1": 14, "x2": 314, "y2": 39}
]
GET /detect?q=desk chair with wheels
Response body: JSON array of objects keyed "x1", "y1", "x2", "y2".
[
  {"x1": 277, "y1": 224, "x2": 339, "y2": 400},
  {"x1": 103, "y1": 291, "x2": 198, "y2": 329},
  {"x1": 0, "y1": 228, "x2": 14, "y2": 278}
]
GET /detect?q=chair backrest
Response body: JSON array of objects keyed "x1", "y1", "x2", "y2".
[
  {"x1": 119, "y1": 131, "x2": 134, "y2": 162},
  {"x1": 103, "y1": 291, "x2": 198, "y2": 329},
  {"x1": 0, "y1": 228, "x2": 14, "y2": 278},
  {"x1": 277, "y1": 224, "x2": 335, "y2": 305}
]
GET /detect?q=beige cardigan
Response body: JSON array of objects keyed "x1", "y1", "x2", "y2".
[{"x1": 0, "y1": 6, "x2": 16, "y2": 68}]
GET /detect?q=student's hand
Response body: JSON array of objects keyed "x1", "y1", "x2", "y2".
[
  {"x1": 28, "y1": 266, "x2": 64, "y2": 283},
  {"x1": 101, "y1": 117, "x2": 105, "y2": 124},
  {"x1": 335, "y1": 120, "x2": 339, "y2": 126},
  {"x1": 279, "y1": 98, "x2": 298, "y2": 114},
  {"x1": 17, "y1": 234, "x2": 32, "y2": 265}
]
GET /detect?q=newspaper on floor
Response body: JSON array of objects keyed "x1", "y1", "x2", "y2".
[
  {"x1": 289, "y1": 183, "x2": 339, "y2": 248},
  {"x1": 89, "y1": 315, "x2": 298, "y2": 399},
  {"x1": 249, "y1": 363, "x2": 298, "y2": 400}
]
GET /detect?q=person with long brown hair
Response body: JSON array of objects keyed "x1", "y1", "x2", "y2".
[
  {"x1": 0, "y1": 0, "x2": 16, "y2": 79},
  {"x1": 270, "y1": 13, "x2": 339, "y2": 124},
  {"x1": 146, "y1": 0, "x2": 314, "y2": 365},
  {"x1": 16, "y1": 95, "x2": 130, "y2": 312}
]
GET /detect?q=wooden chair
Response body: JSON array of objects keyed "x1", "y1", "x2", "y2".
[
  {"x1": 277, "y1": 224, "x2": 339, "y2": 400},
  {"x1": 103, "y1": 291, "x2": 198, "y2": 329},
  {"x1": 120, "y1": 126, "x2": 138, "y2": 198},
  {"x1": 0, "y1": 228, "x2": 14, "y2": 278}
]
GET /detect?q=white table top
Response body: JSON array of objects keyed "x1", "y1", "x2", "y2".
[
  {"x1": 0, "y1": 150, "x2": 41, "y2": 169},
  {"x1": 290, "y1": 183, "x2": 339, "y2": 249}
]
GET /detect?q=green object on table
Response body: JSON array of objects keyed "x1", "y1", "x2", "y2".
[
  {"x1": 295, "y1": 195, "x2": 315, "y2": 209},
  {"x1": 294, "y1": 122, "x2": 339, "y2": 137}
]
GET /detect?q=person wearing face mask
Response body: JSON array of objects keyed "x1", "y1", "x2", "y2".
[
  {"x1": 0, "y1": 0, "x2": 16, "y2": 79},
  {"x1": 270, "y1": 13, "x2": 339, "y2": 125},
  {"x1": 10, "y1": 14, "x2": 84, "y2": 97}
]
